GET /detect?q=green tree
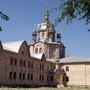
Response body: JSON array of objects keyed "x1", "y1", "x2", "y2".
[
  {"x1": 0, "y1": 11, "x2": 9, "y2": 31},
  {"x1": 50, "y1": 0, "x2": 90, "y2": 26}
]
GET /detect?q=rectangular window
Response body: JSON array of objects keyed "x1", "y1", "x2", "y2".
[
  {"x1": 50, "y1": 76, "x2": 53, "y2": 81},
  {"x1": 31, "y1": 62, "x2": 33, "y2": 68},
  {"x1": 42, "y1": 75, "x2": 44, "y2": 81},
  {"x1": 23, "y1": 60, "x2": 26, "y2": 67},
  {"x1": 28, "y1": 62, "x2": 30, "y2": 68},
  {"x1": 22, "y1": 73, "x2": 25, "y2": 80},
  {"x1": 10, "y1": 58, "x2": 13, "y2": 65},
  {"x1": 13, "y1": 72, "x2": 16, "y2": 79},
  {"x1": 15, "y1": 58, "x2": 17, "y2": 66},
  {"x1": 20, "y1": 59, "x2": 22, "y2": 66},
  {"x1": 9, "y1": 72, "x2": 12, "y2": 79},
  {"x1": 31, "y1": 74, "x2": 33, "y2": 80},
  {"x1": 28, "y1": 74, "x2": 30, "y2": 80},
  {"x1": 19, "y1": 73, "x2": 21, "y2": 80},
  {"x1": 40, "y1": 64, "x2": 41, "y2": 70},
  {"x1": 39, "y1": 75, "x2": 41, "y2": 81}
]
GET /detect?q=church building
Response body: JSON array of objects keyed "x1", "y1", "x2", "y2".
[{"x1": 0, "y1": 11, "x2": 90, "y2": 87}]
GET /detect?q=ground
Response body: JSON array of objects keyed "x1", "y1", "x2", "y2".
[{"x1": 0, "y1": 87, "x2": 90, "y2": 90}]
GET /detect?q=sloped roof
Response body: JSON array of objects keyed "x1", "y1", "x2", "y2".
[
  {"x1": 31, "y1": 41, "x2": 64, "y2": 46},
  {"x1": 60, "y1": 57, "x2": 90, "y2": 63},
  {"x1": 47, "y1": 59, "x2": 56, "y2": 63},
  {"x1": 47, "y1": 57, "x2": 90, "y2": 63},
  {"x1": 31, "y1": 53, "x2": 44, "y2": 59},
  {"x1": 38, "y1": 23, "x2": 47, "y2": 30},
  {"x1": 47, "y1": 41, "x2": 64, "y2": 46},
  {"x1": 2, "y1": 40, "x2": 25, "y2": 53}
]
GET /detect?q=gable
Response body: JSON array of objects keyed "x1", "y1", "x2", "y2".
[
  {"x1": 2, "y1": 41, "x2": 24, "y2": 53},
  {"x1": 19, "y1": 41, "x2": 30, "y2": 57}
]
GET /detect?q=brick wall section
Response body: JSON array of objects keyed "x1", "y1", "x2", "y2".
[{"x1": 0, "y1": 48, "x2": 56, "y2": 86}]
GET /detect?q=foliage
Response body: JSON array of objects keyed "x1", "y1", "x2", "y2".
[
  {"x1": 53, "y1": 0, "x2": 90, "y2": 25},
  {"x1": 0, "y1": 11, "x2": 9, "y2": 31},
  {"x1": 0, "y1": 11, "x2": 9, "y2": 21}
]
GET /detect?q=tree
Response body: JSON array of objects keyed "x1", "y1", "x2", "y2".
[
  {"x1": 49, "y1": 0, "x2": 90, "y2": 26},
  {"x1": 0, "y1": 11, "x2": 9, "y2": 31}
]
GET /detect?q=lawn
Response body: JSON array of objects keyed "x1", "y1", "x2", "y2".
[{"x1": 0, "y1": 87, "x2": 90, "y2": 90}]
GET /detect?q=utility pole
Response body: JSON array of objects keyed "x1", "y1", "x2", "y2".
[{"x1": 0, "y1": 11, "x2": 9, "y2": 31}]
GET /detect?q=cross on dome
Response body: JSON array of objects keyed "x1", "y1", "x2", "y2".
[{"x1": 45, "y1": 10, "x2": 49, "y2": 22}]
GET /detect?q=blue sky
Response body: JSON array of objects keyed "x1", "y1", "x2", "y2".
[{"x1": 0, "y1": 0, "x2": 90, "y2": 58}]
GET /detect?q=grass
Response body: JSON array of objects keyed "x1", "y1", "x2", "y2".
[{"x1": 0, "y1": 86, "x2": 90, "y2": 90}]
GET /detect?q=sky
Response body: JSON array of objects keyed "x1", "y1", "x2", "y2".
[{"x1": 0, "y1": 0, "x2": 90, "y2": 58}]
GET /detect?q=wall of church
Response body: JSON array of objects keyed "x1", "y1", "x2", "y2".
[
  {"x1": 0, "y1": 49, "x2": 56, "y2": 86},
  {"x1": 0, "y1": 50, "x2": 6, "y2": 84},
  {"x1": 62, "y1": 63, "x2": 90, "y2": 86},
  {"x1": 29, "y1": 45, "x2": 34, "y2": 54},
  {"x1": 39, "y1": 31, "x2": 47, "y2": 40},
  {"x1": 34, "y1": 42, "x2": 44, "y2": 54},
  {"x1": 46, "y1": 44, "x2": 65, "y2": 59}
]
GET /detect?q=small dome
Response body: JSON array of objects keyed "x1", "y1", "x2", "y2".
[
  {"x1": 38, "y1": 23, "x2": 47, "y2": 30},
  {"x1": 37, "y1": 22, "x2": 55, "y2": 31}
]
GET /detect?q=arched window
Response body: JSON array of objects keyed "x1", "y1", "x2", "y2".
[
  {"x1": 42, "y1": 32, "x2": 44, "y2": 38},
  {"x1": 21, "y1": 51, "x2": 24, "y2": 54},
  {"x1": 39, "y1": 48, "x2": 42, "y2": 53},
  {"x1": 35, "y1": 48, "x2": 38, "y2": 53},
  {"x1": 66, "y1": 66, "x2": 69, "y2": 71}
]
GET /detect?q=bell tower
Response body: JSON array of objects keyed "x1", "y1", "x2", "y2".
[
  {"x1": 32, "y1": 11, "x2": 56, "y2": 43},
  {"x1": 31, "y1": 11, "x2": 65, "y2": 59}
]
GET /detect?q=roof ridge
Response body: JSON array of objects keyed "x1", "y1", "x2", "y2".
[{"x1": 2, "y1": 40, "x2": 25, "y2": 44}]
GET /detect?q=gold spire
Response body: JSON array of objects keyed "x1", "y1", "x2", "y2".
[{"x1": 45, "y1": 10, "x2": 49, "y2": 22}]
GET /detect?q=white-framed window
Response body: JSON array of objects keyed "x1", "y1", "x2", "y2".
[
  {"x1": 39, "y1": 48, "x2": 42, "y2": 53},
  {"x1": 35, "y1": 48, "x2": 38, "y2": 53},
  {"x1": 42, "y1": 32, "x2": 44, "y2": 38},
  {"x1": 66, "y1": 66, "x2": 69, "y2": 71}
]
